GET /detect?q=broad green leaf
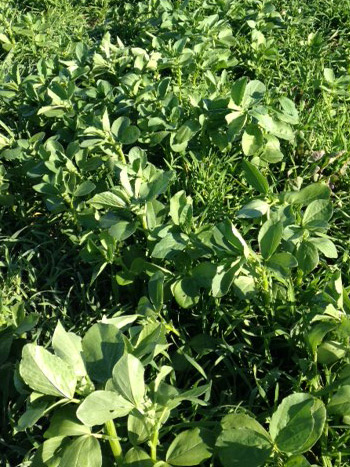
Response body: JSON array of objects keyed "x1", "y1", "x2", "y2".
[
  {"x1": 233, "y1": 275, "x2": 256, "y2": 299},
  {"x1": 170, "y1": 120, "x2": 200, "y2": 152},
  {"x1": 112, "y1": 354, "x2": 145, "y2": 406},
  {"x1": 252, "y1": 112, "x2": 294, "y2": 141},
  {"x1": 151, "y1": 233, "x2": 188, "y2": 259},
  {"x1": 37, "y1": 106, "x2": 66, "y2": 117},
  {"x1": 242, "y1": 124, "x2": 263, "y2": 156},
  {"x1": 328, "y1": 385, "x2": 350, "y2": 416},
  {"x1": 237, "y1": 199, "x2": 269, "y2": 219},
  {"x1": 82, "y1": 323, "x2": 124, "y2": 383},
  {"x1": 296, "y1": 241, "x2": 319, "y2": 274},
  {"x1": 128, "y1": 411, "x2": 152, "y2": 445},
  {"x1": 285, "y1": 455, "x2": 311, "y2": 467},
  {"x1": 221, "y1": 413, "x2": 270, "y2": 438},
  {"x1": 227, "y1": 113, "x2": 246, "y2": 140},
  {"x1": 158, "y1": 77, "x2": 172, "y2": 98},
  {"x1": 89, "y1": 191, "x2": 127, "y2": 208},
  {"x1": 139, "y1": 171, "x2": 174, "y2": 202},
  {"x1": 15, "y1": 312, "x2": 39, "y2": 335},
  {"x1": 212, "y1": 221, "x2": 249, "y2": 257},
  {"x1": 16, "y1": 398, "x2": 50, "y2": 432},
  {"x1": 242, "y1": 160, "x2": 269, "y2": 195},
  {"x1": 170, "y1": 191, "x2": 193, "y2": 228},
  {"x1": 124, "y1": 447, "x2": 153, "y2": 467},
  {"x1": 317, "y1": 340, "x2": 346, "y2": 365},
  {"x1": 241, "y1": 80, "x2": 266, "y2": 108},
  {"x1": 60, "y1": 435, "x2": 102, "y2": 467},
  {"x1": 20, "y1": 344, "x2": 76, "y2": 399},
  {"x1": 133, "y1": 321, "x2": 167, "y2": 360},
  {"x1": 146, "y1": 199, "x2": 166, "y2": 230},
  {"x1": 270, "y1": 393, "x2": 326, "y2": 455},
  {"x1": 191, "y1": 262, "x2": 217, "y2": 289},
  {"x1": 278, "y1": 97, "x2": 299, "y2": 125},
  {"x1": 283, "y1": 183, "x2": 330, "y2": 205},
  {"x1": 154, "y1": 366, "x2": 173, "y2": 392},
  {"x1": 77, "y1": 390, "x2": 133, "y2": 426},
  {"x1": 324, "y1": 270, "x2": 343, "y2": 308},
  {"x1": 211, "y1": 262, "x2": 242, "y2": 298},
  {"x1": 111, "y1": 117, "x2": 140, "y2": 145},
  {"x1": 307, "y1": 321, "x2": 336, "y2": 353},
  {"x1": 32, "y1": 436, "x2": 67, "y2": 467},
  {"x1": 80, "y1": 138, "x2": 103, "y2": 148},
  {"x1": 52, "y1": 321, "x2": 86, "y2": 377},
  {"x1": 267, "y1": 252, "x2": 298, "y2": 270},
  {"x1": 217, "y1": 428, "x2": 272, "y2": 467},
  {"x1": 74, "y1": 181, "x2": 96, "y2": 197},
  {"x1": 172, "y1": 278, "x2": 200, "y2": 309},
  {"x1": 45, "y1": 406, "x2": 91, "y2": 437},
  {"x1": 173, "y1": 384, "x2": 210, "y2": 405},
  {"x1": 166, "y1": 428, "x2": 212, "y2": 466},
  {"x1": 323, "y1": 68, "x2": 335, "y2": 84},
  {"x1": 258, "y1": 219, "x2": 283, "y2": 259},
  {"x1": 33, "y1": 183, "x2": 59, "y2": 196},
  {"x1": 309, "y1": 237, "x2": 337, "y2": 259},
  {"x1": 302, "y1": 200, "x2": 333, "y2": 227},
  {"x1": 108, "y1": 220, "x2": 137, "y2": 242},
  {"x1": 148, "y1": 271, "x2": 164, "y2": 311},
  {"x1": 101, "y1": 315, "x2": 139, "y2": 329},
  {"x1": 120, "y1": 126, "x2": 141, "y2": 145},
  {"x1": 230, "y1": 77, "x2": 248, "y2": 106},
  {"x1": 261, "y1": 135, "x2": 284, "y2": 163},
  {"x1": 216, "y1": 414, "x2": 272, "y2": 467}
]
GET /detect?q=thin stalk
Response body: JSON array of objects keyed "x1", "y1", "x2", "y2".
[
  {"x1": 261, "y1": 267, "x2": 271, "y2": 305},
  {"x1": 139, "y1": 207, "x2": 148, "y2": 230},
  {"x1": 116, "y1": 145, "x2": 126, "y2": 164},
  {"x1": 42, "y1": 397, "x2": 79, "y2": 417},
  {"x1": 150, "y1": 408, "x2": 168, "y2": 462},
  {"x1": 177, "y1": 66, "x2": 182, "y2": 103},
  {"x1": 104, "y1": 420, "x2": 123, "y2": 464}
]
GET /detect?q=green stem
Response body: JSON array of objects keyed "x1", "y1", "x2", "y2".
[
  {"x1": 296, "y1": 269, "x2": 303, "y2": 287},
  {"x1": 104, "y1": 420, "x2": 123, "y2": 464},
  {"x1": 150, "y1": 408, "x2": 168, "y2": 462},
  {"x1": 150, "y1": 430, "x2": 158, "y2": 462},
  {"x1": 139, "y1": 208, "x2": 148, "y2": 231},
  {"x1": 177, "y1": 66, "x2": 182, "y2": 103},
  {"x1": 42, "y1": 397, "x2": 78, "y2": 417},
  {"x1": 116, "y1": 145, "x2": 127, "y2": 164},
  {"x1": 261, "y1": 267, "x2": 270, "y2": 305}
]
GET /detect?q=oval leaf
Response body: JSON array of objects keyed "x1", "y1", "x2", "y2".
[
  {"x1": 53, "y1": 321, "x2": 86, "y2": 377},
  {"x1": 60, "y1": 435, "x2": 102, "y2": 467},
  {"x1": 82, "y1": 323, "x2": 124, "y2": 383},
  {"x1": 258, "y1": 219, "x2": 283, "y2": 260},
  {"x1": 77, "y1": 390, "x2": 134, "y2": 426},
  {"x1": 112, "y1": 354, "x2": 145, "y2": 406},
  {"x1": 270, "y1": 393, "x2": 326, "y2": 455},
  {"x1": 166, "y1": 428, "x2": 212, "y2": 466},
  {"x1": 20, "y1": 344, "x2": 76, "y2": 399},
  {"x1": 242, "y1": 160, "x2": 269, "y2": 195},
  {"x1": 296, "y1": 241, "x2": 319, "y2": 274}
]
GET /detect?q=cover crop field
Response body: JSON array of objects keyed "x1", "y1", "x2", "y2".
[{"x1": 2, "y1": 0, "x2": 350, "y2": 465}]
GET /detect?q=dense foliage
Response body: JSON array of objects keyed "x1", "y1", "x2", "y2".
[{"x1": 1, "y1": 0, "x2": 350, "y2": 465}]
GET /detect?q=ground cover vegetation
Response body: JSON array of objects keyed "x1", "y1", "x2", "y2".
[{"x1": 1, "y1": 0, "x2": 350, "y2": 465}]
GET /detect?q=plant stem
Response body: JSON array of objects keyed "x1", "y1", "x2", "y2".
[
  {"x1": 116, "y1": 144, "x2": 126, "y2": 164},
  {"x1": 139, "y1": 208, "x2": 148, "y2": 230},
  {"x1": 104, "y1": 420, "x2": 123, "y2": 464},
  {"x1": 150, "y1": 408, "x2": 168, "y2": 462},
  {"x1": 177, "y1": 65, "x2": 182, "y2": 103},
  {"x1": 261, "y1": 267, "x2": 270, "y2": 305}
]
